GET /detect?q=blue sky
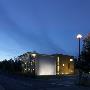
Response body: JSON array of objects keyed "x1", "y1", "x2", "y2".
[{"x1": 0, "y1": 0, "x2": 90, "y2": 60}]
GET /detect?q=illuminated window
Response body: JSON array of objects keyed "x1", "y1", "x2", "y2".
[
  {"x1": 57, "y1": 57, "x2": 59, "y2": 62},
  {"x1": 63, "y1": 64, "x2": 65, "y2": 66},
  {"x1": 70, "y1": 59, "x2": 73, "y2": 62},
  {"x1": 65, "y1": 73, "x2": 69, "y2": 74},
  {"x1": 57, "y1": 57, "x2": 60, "y2": 65},
  {"x1": 57, "y1": 66, "x2": 59, "y2": 72}
]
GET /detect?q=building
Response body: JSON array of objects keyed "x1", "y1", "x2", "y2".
[
  {"x1": 16, "y1": 52, "x2": 74, "y2": 75},
  {"x1": 35, "y1": 54, "x2": 56, "y2": 75}
]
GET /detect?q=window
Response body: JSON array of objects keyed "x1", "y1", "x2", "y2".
[{"x1": 63, "y1": 64, "x2": 65, "y2": 66}]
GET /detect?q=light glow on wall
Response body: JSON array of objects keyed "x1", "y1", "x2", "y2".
[
  {"x1": 38, "y1": 63, "x2": 56, "y2": 75},
  {"x1": 37, "y1": 57, "x2": 56, "y2": 75}
]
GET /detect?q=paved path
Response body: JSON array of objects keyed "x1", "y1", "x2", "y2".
[
  {"x1": 0, "y1": 85, "x2": 5, "y2": 90},
  {"x1": 0, "y1": 75, "x2": 90, "y2": 90}
]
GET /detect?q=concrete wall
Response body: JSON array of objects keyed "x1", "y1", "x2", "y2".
[{"x1": 35, "y1": 55, "x2": 56, "y2": 75}]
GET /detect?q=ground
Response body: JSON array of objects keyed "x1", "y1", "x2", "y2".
[{"x1": 0, "y1": 74, "x2": 90, "y2": 90}]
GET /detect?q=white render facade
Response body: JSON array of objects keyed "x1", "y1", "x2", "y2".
[{"x1": 35, "y1": 55, "x2": 56, "y2": 75}]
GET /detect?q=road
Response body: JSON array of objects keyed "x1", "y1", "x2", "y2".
[{"x1": 0, "y1": 74, "x2": 90, "y2": 90}]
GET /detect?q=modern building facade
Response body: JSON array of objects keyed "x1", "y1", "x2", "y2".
[
  {"x1": 35, "y1": 54, "x2": 56, "y2": 75},
  {"x1": 56, "y1": 55, "x2": 74, "y2": 75},
  {"x1": 16, "y1": 52, "x2": 74, "y2": 75}
]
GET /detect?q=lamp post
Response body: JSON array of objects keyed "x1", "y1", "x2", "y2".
[
  {"x1": 77, "y1": 34, "x2": 82, "y2": 61},
  {"x1": 76, "y1": 34, "x2": 82, "y2": 83}
]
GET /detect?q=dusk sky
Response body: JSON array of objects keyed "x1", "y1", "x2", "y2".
[{"x1": 0, "y1": 0, "x2": 90, "y2": 60}]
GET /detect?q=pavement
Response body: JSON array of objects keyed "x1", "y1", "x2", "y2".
[
  {"x1": 0, "y1": 74, "x2": 90, "y2": 90},
  {"x1": 0, "y1": 85, "x2": 4, "y2": 90}
]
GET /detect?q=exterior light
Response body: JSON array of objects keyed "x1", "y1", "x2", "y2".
[
  {"x1": 25, "y1": 62, "x2": 27, "y2": 64},
  {"x1": 70, "y1": 59, "x2": 73, "y2": 62},
  {"x1": 57, "y1": 57, "x2": 60, "y2": 62},
  {"x1": 63, "y1": 64, "x2": 65, "y2": 66},
  {"x1": 33, "y1": 69, "x2": 34, "y2": 71},
  {"x1": 76, "y1": 34, "x2": 83, "y2": 81},
  {"x1": 31, "y1": 53, "x2": 36, "y2": 58},
  {"x1": 76, "y1": 34, "x2": 83, "y2": 59},
  {"x1": 77, "y1": 34, "x2": 82, "y2": 39},
  {"x1": 24, "y1": 68, "x2": 27, "y2": 71}
]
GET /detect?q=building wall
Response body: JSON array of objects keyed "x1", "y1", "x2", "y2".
[
  {"x1": 35, "y1": 55, "x2": 56, "y2": 75},
  {"x1": 56, "y1": 55, "x2": 74, "y2": 75}
]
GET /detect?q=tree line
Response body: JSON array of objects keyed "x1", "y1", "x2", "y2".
[
  {"x1": 76, "y1": 34, "x2": 90, "y2": 74},
  {"x1": 0, "y1": 59, "x2": 23, "y2": 73}
]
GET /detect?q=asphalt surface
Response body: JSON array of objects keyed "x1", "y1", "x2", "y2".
[{"x1": 0, "y1": 74, "x2": 90, "y2": 90}]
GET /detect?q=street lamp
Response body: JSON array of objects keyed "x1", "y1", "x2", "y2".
[
  {"x1": 77, "y1": 34, "x2": 82, "y2": 61},
  {"x1": 76, "y1": 34, "x2": 82, "y2": 83}
]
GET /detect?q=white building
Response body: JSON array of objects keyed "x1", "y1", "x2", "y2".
[
  {"x1": 17, "y1": 52, "x2": 74, "y2": 76},
  {"x1": 35, "y1": 54, "x2": 56, "y2": 75}
]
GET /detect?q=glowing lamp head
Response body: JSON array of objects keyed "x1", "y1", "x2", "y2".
[
  {"x1": 77, "y1": 34, "x2": 82, "y2": 39},
  {"x1": 70, "y1": 59, "x2": 73, "y2": 62}
]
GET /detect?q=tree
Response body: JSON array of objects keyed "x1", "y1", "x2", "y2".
[{"x1": 81, "y1": 34, "x2": 90, "y2": 73}]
